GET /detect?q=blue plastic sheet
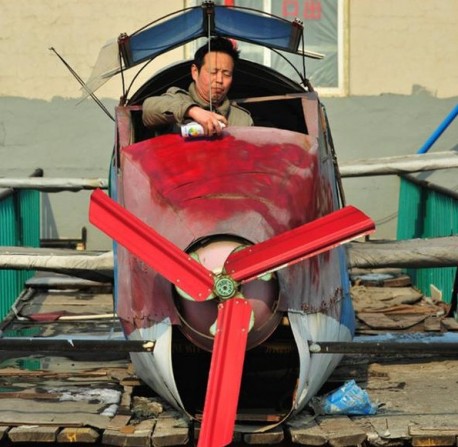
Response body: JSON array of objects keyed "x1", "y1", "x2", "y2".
[{"x1": 311, "y1": 380, "x2": 378, "y2": 415}]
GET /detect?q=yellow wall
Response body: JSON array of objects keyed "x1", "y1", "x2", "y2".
[
  {"x1": 1, "y1": 0, "x2": 457, "y2": 99},
  {"x1": 348, "y1": 0, "x2": 458, "y2": 97},
  {"x1": 1, "y1": 1, "x2": 184, "y2": 100}
]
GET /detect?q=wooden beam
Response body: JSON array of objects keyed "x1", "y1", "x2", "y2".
[
  {"x1": 339, "y1": 151, "x2": 458, "y2": 177},
  {"x1": 1, "y1": 236, "x2": 457, "y2": 276},
  {"x1": 0, "y1": 247, "x2": 113, "y2": 282},
  {"x1": 347, "y1": 236, "x2": 458, "y2": 269},
  {"x1": 57, "y1": 427, "x2": 100, "y2": 443},
  {"x1": 8, "y1": 426, "x2": 59, "y2": 443},
  {"x1": 0, "y1": 178, "x2": 108, "y2": 191},
  {"x1": 0, "y1": 151, "x2": 456, "y2": 193},
  {"x1": 152, "y1": 410, "x2": 190, "y2": 447}
]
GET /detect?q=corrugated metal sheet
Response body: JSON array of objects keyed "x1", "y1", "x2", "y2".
[
  {"x1": 397, "y1": 177, "x2": 423, "y2": 241},
  {"x1": 397, "y1": 176, "x2": 458, "y2": 302},
  {"x1": 0, "y1": 193, "x2": 20, "y2": 320},
  {"x1": 0, "y1": 189, "x2": 40, "y2": 320},
  {"x1": 17, "y1": 190, "x2": 40, "y2": 287}
]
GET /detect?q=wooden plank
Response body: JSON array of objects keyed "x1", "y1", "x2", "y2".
[
  {"x1": 355, "y1": 415, "x2": 458, "y2": 447},
  {"x1": 4, "y1": 151, "x2": 458, "y2": 187},
  {"x1": 197, "y1": 408, "x2": 284, "y2": 423},
  {"x1": 151, "y1": 410, "x2": 189, "y2": 447},
  {"x1": 353, "y1": 273, "x2": 411, "y2": 288},
  {"x1": 286, "y1": 414, "x2": 327, "y2": 446},
  {"x1": 103, "y1": 419, "x2": 155, "y2": 447},
  {"x1": 20, "y1": 298, "x2": 114, "y2": 318},
  {"x1": 357, "y1": 312, "x2": 427, "y2": 330},
  {"x1": 0, "y1": 177, "x2": 108, "y2": 190},
  {"x1": 26, "y1": 273, "x2": 113, "y2": 288},
  {"x1": 442, "y1": 318, "x2": 458, "y2": 331},
  {"x1": 22, "y1": 300, "x2": 114, "y2": 314},
  {"x1": 382, "y1": 275, "x2": 412, "y2": 287},
  {"x1": 351, "y1": 285, "x2": 423, "y2": 314},
  {"x1": 339, "y1": 151, "x2": 458, "y2": 178},
  {"x1": 351, "y1": 417, "x2": 393, "y2": 447},
  {"x1": 424, "y1": 316, "x2": 442, "y2": 332},
  {"x1": 0, "y1": 426, "x2": 9, "y2": 441},
  {"x1": 195, "y1": 423, "x2": 243, "y2": 445},
  {"x1": 359, "y1": 416, "x2": 410, "y2": 445},
  {"x1": 106, "y1": 414, "x2": 132, "y2": 431},
  {"x1": 21, "y1": 291, "x2": 114, "y2": 306},
  {"x1": 363, "y1": 360, "x2": 458, "y2": 447},
  {"x1": 0, "y1": 398, "x2": 112, "y2": 429},
  {"x1": 118, "y1": 385, "x2": 134, "y2": 414},
  {"x1": 317, "y1": 416, "x2": 367, "y2": 447},
  {"x1": 409, "y1": 425, "x2": 457, "y2": 447},
  {"x1": 0, "y1": 365, "x2": 121, "y2": 378},
  {"x1": 57, "y1": 427, "x2": 100, "y2": 443},
  {"x1": 8, "y1": 425, "x2": 59, "y2": 443},
  {"x1": 348, "y1": 236, "x2": 458, "y2": 269},
  {"x1": 5, "y1": 234, "x2": 458, "y2": 275},
  {"x1": 243, "y1": 425, "x2": 284, "y2": 444},
  {"x1": 120, "y1": 376, "x2": 143, "y2": 387}
]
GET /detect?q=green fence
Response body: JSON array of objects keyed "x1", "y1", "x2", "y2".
[
  {"x1": 397, "y1": 174, "x2": 458, "y2": 302},
  {"x1": 0, "y1": 187, "x2": 40, "y2": 321}
]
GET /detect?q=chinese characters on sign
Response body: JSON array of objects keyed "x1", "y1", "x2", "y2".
[
  {"x1": 217, "y1": 0, "x2": 339, "y2": 89},
  {"x1": 282, "y1": 0, "x2": 322, "y2": 20}
]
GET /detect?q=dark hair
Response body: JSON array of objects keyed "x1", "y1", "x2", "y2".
[{"x1": 193, "y1": 37, "x2": 240, "y2": 70}]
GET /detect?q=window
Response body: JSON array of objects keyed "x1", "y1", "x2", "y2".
[{"x1": 186, "y1": 0, "x2": 344, "y2": 95}]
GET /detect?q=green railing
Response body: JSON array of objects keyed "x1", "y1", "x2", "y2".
[
  {"x1": 397, "y1": 174, "x2": 458, "y2": 302},
  {"x1": 397, "y1": 104, "x2": 457, "y2": 303},
  {"x1": 0, "y1": 173, "x2": 41, "y2": 321}
]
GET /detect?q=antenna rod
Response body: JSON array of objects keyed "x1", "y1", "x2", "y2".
[{"x1": 49, "y1": 47, "x2": 115, "y2": 121}]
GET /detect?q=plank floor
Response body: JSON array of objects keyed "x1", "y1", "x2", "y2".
[{"x1": 0, "y1": 271, "x2": 457, "y2": 446}]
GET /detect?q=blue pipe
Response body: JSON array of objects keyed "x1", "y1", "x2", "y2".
[{"x1": 417, "y1": 104, "x2": 458, "y2": 154}]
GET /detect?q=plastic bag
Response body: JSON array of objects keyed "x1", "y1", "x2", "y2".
[{"x1": 310, "y1": 379, "x2": 378, "y2": 415}]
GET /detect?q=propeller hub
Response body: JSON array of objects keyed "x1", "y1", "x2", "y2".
[{"x1": 214, "y1": 275, "x2": 237, "y2": 299}]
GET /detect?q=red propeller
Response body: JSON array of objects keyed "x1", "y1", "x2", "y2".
[
  {"x1": 89, "y1": 189, "x2": 214, "y2": 302},
  {"x1": 89, "y1": 189, "x2": 375, "y2": 447},
  {"x1": 224, "y1": 205, "x2": 374, "y2": 283},
  {"x1": 197, "y1": 298, "x2": 252, "y2": 447}
]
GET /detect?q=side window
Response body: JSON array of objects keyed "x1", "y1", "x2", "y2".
[
  {"x1": 271, "y1": 0, "x2": 342, "y2": 94},
  {"x1": 186, "y1": 0, "x2": 343, "y2": 95}
]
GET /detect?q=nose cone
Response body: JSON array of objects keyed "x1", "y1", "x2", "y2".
[{"x1": 175, "y1": 238, "x2": 282, "y2": 352}]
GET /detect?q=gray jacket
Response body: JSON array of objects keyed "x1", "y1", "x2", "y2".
[{"x1": 142, "y1": 82, "x2": 253, "y2": 128}]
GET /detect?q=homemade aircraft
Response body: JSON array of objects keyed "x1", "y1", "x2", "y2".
[{"x1": 86, "y1": 2, "x2": 375, "y2": 446}]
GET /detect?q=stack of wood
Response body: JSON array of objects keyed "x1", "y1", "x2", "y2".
[{"x1": 350, "y1": 269, "x2": 454, "y2": 334}]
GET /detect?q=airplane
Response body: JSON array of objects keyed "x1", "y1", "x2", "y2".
[{"x1": 85, "y1": 2, "x2": 375, "y2": 446}]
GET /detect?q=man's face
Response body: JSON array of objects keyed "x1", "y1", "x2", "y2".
[{"x1": 191, "y1": 51, "x2": 234, "y2": 105}]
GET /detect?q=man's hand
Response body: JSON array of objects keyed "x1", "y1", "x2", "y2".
[{"x1": 187, "y1": 106, "x2": 228, "y2": 136}]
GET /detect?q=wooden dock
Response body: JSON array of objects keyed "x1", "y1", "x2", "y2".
[{"x1": 0, "y1": 271, "x2": 457, "y2": 446}]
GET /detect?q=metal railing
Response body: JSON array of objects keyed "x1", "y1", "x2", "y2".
[
  {"x1": 397, "y1": 104, "x2": 458, "y2": 302},
  {"x1": 0, "y1": 170, "x2": 41, "y2": 320}
]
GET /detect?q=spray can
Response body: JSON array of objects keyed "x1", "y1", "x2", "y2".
[
  {"x1": 181, "y1": 122, "x2": 205, "y2": 138},
  {"x1": 181, "y1": 121, "x2": 226, "y2": 139}
]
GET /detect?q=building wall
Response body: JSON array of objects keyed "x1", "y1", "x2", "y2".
[
  {"x1": 0, "y1": 1, "x2": 184, "y2": 100},
  {"x1": 1, "y1": 0, "x2": 457, "y2": 100},
  {"x1": 1, "y1": 1, "x2": 457, "y2": 249},
  {"x1": 348, "y1": 0, "x2": 458, "y2": 97}
]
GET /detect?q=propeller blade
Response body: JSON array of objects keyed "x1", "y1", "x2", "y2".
[
  {"x1": 224, "y1": 205, "x2": 375, "y2": 283},
  {"x1": 197, "y1": 298, "x2": 252, "y2": 447},
  {"x1": 89, "y1": 189, "x2": 214, "y2": 301}
]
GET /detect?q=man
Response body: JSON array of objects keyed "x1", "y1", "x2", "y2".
[{"x1": 142, "y1": 37, "x2": 253, "y2": 136}]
